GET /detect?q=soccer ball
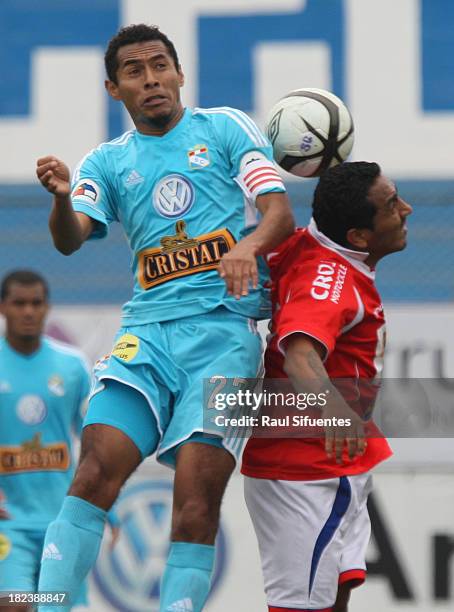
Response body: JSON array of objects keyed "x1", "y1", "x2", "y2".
[{"x1": 265, "y1": 88, "x2": 354, "y2": 178}]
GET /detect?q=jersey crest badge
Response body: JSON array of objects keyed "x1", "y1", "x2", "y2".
[
  {"x1": 48, "y1": 375, "x2": 65, "y2": 397},
  {"x1": 188, "y1": 144, "x2": 210, "y2": 170}
]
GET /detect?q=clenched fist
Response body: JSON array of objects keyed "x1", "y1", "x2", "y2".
[{"x1": 36, "y1": 156, "x2": 71, "y2": 198}]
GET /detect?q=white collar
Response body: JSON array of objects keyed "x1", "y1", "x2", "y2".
[{"x1": 308, "y1": 218, "x2": 375, "y2": 280}]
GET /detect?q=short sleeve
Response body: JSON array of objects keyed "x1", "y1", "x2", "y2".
[
  {"x1": 71, "y1": 148, "x2": 118, "y2": 240},
  {"x1": 276, "y1": 259, "x2": 357, "y2": 358},
  {"x1": 212, "y1": 108, "x2": 286, "y2": 199}
]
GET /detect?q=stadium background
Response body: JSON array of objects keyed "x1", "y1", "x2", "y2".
[{"x1": 1, "y1": 0, "x2": 453, "y2": 610}]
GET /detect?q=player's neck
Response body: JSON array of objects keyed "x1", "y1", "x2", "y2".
[
  {"x1": 135, "y1": 105, "x2": 185, "y2": 136},
  {"x1": 6, "y1": 333, "x2": 41, "y2": 355},
  {"x1": 364, "y1": 254, "x2": 380, "y2": 268}
]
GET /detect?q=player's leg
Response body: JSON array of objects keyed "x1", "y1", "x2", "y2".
[
  {"x1": 334, "y1": 472, "x2": 373, "y2": 612},
  {"x1": 159, "y1": 441, "x2": 234, "y2": 612},
  {"x1": 37, "y1": 380, "x2": 161, "y2": 611},
  {"x1": 158, "y1": 309, "x2": 262, "y2": 611},
  {"x1": 244, "y1": 476, "x2": 354, "y2": 611},
  {"x1": 158, "y1": 308, "x2": 262, "y2": 612}
]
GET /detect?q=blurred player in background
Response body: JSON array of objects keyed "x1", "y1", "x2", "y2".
[
  {"x1": 0, "y1": 270, "x2": 113, "y2": 611},
  {"x1": 242, "y1": 162, "x2": 412, "y2": 611},
  {"x1": 36, "y1": 23, "x2": 293, "y2": 612}
]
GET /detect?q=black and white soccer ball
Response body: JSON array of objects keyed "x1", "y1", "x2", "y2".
[{"x1": 265, "y1": 88, "x2": 354, "y2": 178}]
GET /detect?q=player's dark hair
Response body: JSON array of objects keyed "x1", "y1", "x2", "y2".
[
  {"x1": 312, "y1": 161, "x2": 381, "y2": 248},
  {"x1": 105, "y1": 24, "x2": 180, "y2": 83},
  {"x1": 1, "y1": 270, "x2": 49, "y2": 301}
]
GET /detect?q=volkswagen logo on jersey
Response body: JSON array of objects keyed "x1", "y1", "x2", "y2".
[
  {"x1": 153, "y1": 174, "x2": 195, "y2": 219},
  {"x1": 16, "y1": 395, "x2": 47, "y2": 425},
  {"x1": 93, "y1": 479, "x2": 227, "y2": 612}
]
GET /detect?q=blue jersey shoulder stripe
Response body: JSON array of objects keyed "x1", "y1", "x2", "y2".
[
  {"x1": 193, "y1": 107, "x2": 268, "y2": 147},
  {"x1": 72, "y1": 131, "x2": 134, "y2": 182},
  {"x1": 44, "y1": 337, "x2": 91, "y2": 373},
  {"x1": 101, "y1": 130, "x2": 134, "y2": 148}
]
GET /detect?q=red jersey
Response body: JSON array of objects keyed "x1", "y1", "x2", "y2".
[{"x1": 242, "y1": 221, "x2": 392, "y2": 481}]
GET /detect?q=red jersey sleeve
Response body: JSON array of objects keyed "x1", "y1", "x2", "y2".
[{"x1": 276, "y1": 256, "x2": 358, "y2": 358}]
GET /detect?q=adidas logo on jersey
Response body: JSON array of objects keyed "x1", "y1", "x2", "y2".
[
  {"x1": 166, "y1": 598, "x2": 193, "y2": 611},
  {"x1": 125, "y1": 169, "x2": 144, "y2": 185},
  {"x1": 42, "y1": 543, "x2": 63, "y2": 561}
]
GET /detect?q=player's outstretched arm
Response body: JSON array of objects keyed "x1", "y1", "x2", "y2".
[
  {"x1": 36, "y1": 156, "x2": 94, "y2": 255},
  {"x1": 218, "y1": 192, "x2": 294, "y2": 299},
  {"x1": 284, "y1": 333, "x2": 366, "y2": 464}
]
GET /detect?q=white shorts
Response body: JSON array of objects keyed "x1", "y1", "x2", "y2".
[{"x1": 244, "y1": 473, "x2": 372, "y2": 610}]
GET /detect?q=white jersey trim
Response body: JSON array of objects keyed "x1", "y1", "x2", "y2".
[
  {"x1": 308, "y1": 219, "x2": 375, "y2": 280},
  {"x1": 72, "y1": 130, "x2": 134, "y2": 183},
  {"x1": 94, "y1": 374, "x2": 163, "y2": 438},
  {"x1": 193, "y1": 106, "x2": 268, "y2": 147},
  {"x1": 341, "y1": 287, "x2": 365, "y2": 334},
  {"x1": 44, "y1": 337, "x2": 90, "y2": 373}
]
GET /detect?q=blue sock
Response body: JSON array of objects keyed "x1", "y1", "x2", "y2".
[
  {"x1": 160, "y1": 542, "x2": 215, "y2": 612},
  {"x1": 37, "y1": 495, "x2": 106, "y2": 611}
]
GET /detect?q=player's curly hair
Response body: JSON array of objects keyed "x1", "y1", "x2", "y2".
[
  {"x1": 1, "y1": 270, "x2": 49, "y2": 301},
  {"x1": 104, "y1": 24, "x2": 180, "y2": 83},
  {"x1": 312, "y1": 161, "x2": 381, "y2": 248}
]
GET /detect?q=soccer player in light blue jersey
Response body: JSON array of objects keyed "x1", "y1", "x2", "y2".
[
  {"x1": 36, "y1": 24, "x2": 294, "y2": 612},
  {"x1": 0, "y1": 271, "x2": 93, "y2": 611}
]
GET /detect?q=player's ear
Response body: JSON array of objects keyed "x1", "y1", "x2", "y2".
[
  {"x1": 178, "y1": 67, "x2": 184, "y2": 88},
  {"x1": 346, "y1": 227, "x2": 370, "y2": 250},
  {"x1": 105, "y1": 79, "x2": 121, "y2": 101}
]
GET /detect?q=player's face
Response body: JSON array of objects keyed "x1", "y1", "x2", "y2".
[
  {"x1": 106, "y1": 40, "x2": 184, "y2": 135},
  {"x1": 365, "y1": 174, "x2": 412, "y2": 260},
  {"x1": 0, "y1": 283, "x2": 48, "y2": 342}
]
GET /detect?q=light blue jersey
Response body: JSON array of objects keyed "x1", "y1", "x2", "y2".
[
  {"x1": 0, "y1": 337, "x2": 90, "y2": 530},
  {"x1": 71, "y1": 107, "x2": 286, "y2": 325}
]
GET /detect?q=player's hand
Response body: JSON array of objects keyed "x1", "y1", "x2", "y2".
[
  {"x1": 0, "y1": 490, "x2": 10, "y2": 520},
  {"x1": 218, "y1": 242, "x2": 259, "y2": 300},
  {"x1": 322, "y1": 403, "x2": 366, "y2": 464},
  {"x1": 36, "y1": 156, "x2": 71, "y2": 197}
]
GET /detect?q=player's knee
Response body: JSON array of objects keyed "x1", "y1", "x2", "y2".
[
  {"x1": 70, "y1": 452, "x2": 123, "y2": 506},
  {"x1": 172, "y1": 497, "x2": 220, "y2": 542}
]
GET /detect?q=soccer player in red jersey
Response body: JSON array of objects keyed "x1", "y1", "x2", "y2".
[{"x1": 242, "y1": 162, "x2": 412, "y2": 612}]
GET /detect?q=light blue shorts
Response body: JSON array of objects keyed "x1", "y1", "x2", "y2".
[
  {"x1": 0, "y1": 527, "x2": 87, "y2": 606},
  {"x1": 85, "y1": 307, "x2": 263, "y2": 467}
]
